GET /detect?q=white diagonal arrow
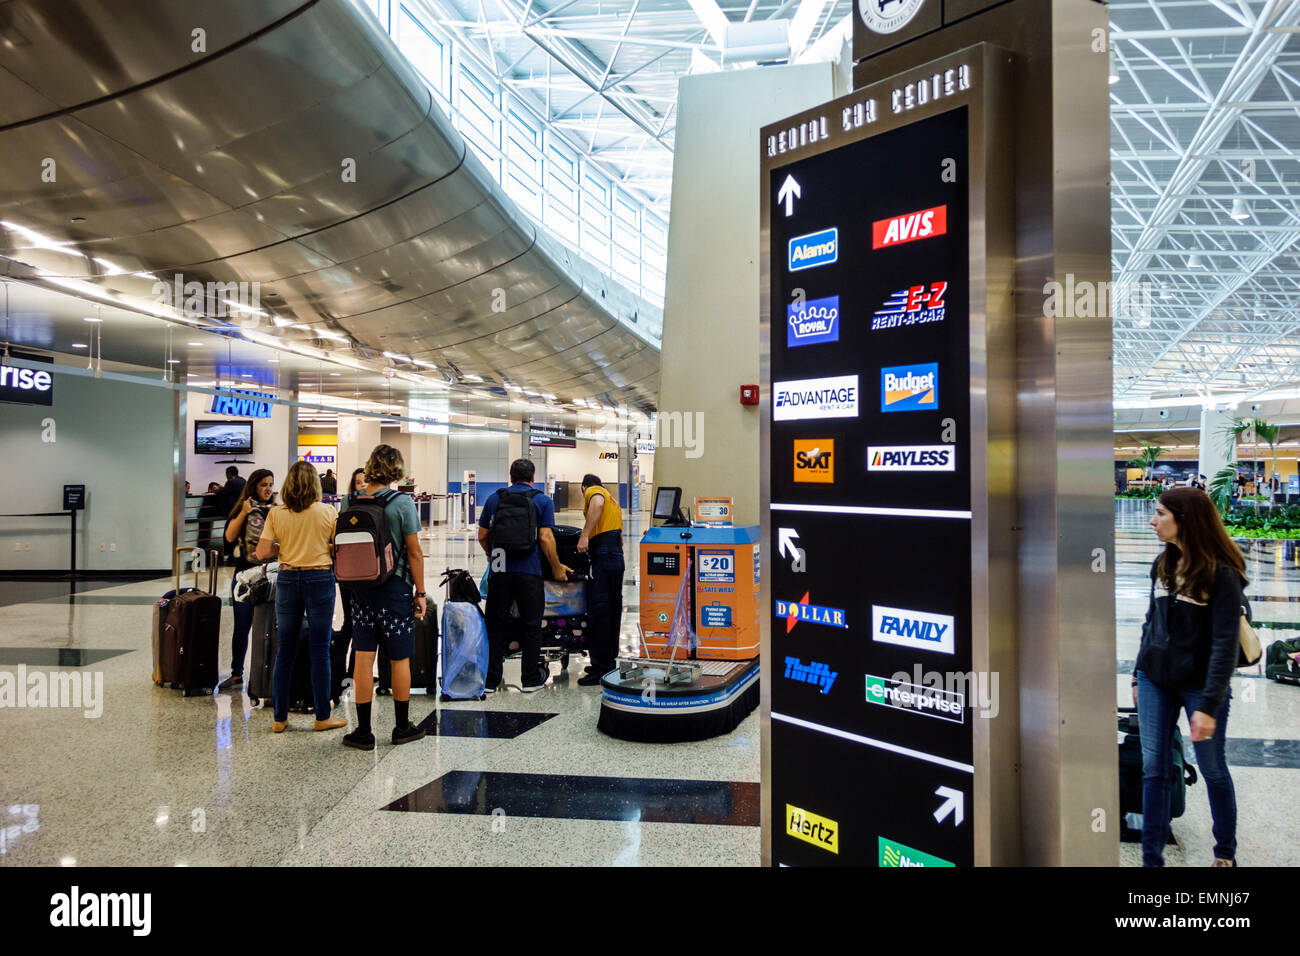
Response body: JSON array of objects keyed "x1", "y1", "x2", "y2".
[
  {"x1": 777, "y1": 174, "x2": 801, "y2": 217},
  {"x1": 933, "y1": 786, "x2": 964, "y2": 826},
  {"x1": 777, "y1": 527, "x2": 800, "y2": 562}
]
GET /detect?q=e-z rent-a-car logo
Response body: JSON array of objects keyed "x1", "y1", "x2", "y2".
[{"x1": 872, "y1": 205, "x2": 947, "y2": 249}]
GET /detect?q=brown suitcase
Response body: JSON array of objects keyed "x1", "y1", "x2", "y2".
[{"x1": 156, "y1": 548, "x2": 221, "y2": 696}]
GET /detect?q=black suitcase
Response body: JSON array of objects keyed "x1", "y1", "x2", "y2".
[
  {"x1": 246, "y1": 602, "x2": 277, "y2": 704},
  {"x1": 377, "y1": 608, "x2": 439, "y2": 694},
  {"x1": 546, "y1": 525, "x2": 590, "y2": 580},
  {"x1": 1118, "y1": 707, "x2": 1198, "y2": 821},
  {"x1": 287, "y1": 625, "x2": 349, "y2": 714},
  {"x1": 157, "y1": 548, "x2": 221, "y2": 696}
]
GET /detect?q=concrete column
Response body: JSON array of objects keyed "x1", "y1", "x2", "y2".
[
  {"x1": 407, "y1": 434, "x2": 447, "y2": 495},
  {"x1": 338, "y1": 416, "x2": 382, "y2": 479},
  {"x1": 1198, "y1": 408, "x2": 1235, "y2": 484}
]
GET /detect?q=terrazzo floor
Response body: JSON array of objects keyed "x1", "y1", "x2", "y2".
[{"x1": 1, "y1": 505, "x2": 1295, "y2": 866}]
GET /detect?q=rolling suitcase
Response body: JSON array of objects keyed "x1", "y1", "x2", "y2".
[
  {"x1": 546, "y1": 525, "x2": 590, "y2": 581},
  {"x1": 1117, "y1": 707, "x2": 1198, "y2": 840},
  {"x1": 157, "y1": 548, "x2": 221, "y2": 696},
  {"x1": 440, "y1": 602, "x2": 489, "y2": 701},
  {"x1": 1265, "y1": 637, "x2": 1300, "y2": 685},
  {"x1": 246, "y1": 601, "x2": 278, "y2": 704},
  {"x1": 287, "y1": 625, "x2": 349, "y2": 714},
  {"x1": 377, "y1": 605, "x2": 439, "y2": 693}
]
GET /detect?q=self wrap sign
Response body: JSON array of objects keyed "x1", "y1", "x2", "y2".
[{"x1": 762, "y1": 46, "x2": 1011, "y2": 868}]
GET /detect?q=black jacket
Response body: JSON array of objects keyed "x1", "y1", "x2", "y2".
[{"x1": 1136, "y1": 556, "x2": 1242, "y2": 711}]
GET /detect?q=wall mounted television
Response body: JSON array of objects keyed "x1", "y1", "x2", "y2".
[{"x1": 195, "y1": 420, "x2": 254, "y2": 455}]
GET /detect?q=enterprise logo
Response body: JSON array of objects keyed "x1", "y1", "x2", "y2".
[
  {"x1": 867, "y1": 445, "x2": 954, "y2": 472},
  {"x1": 787, "y1": 295, "x2": 840, "y2": 347},
  {"x1": 872, "y1": 205, "x2": 947, "y2": 249},
  {"x1": 775, "y1": 593, "x2": 847, "y2": 632},
  {"x1": 774, "y1": 374, "x2": 858, "y2": 420},
  {"x1": 787, "y1": 804, "x2": 838, "y2": 854},
  {"x1": 864, "y1": 673, "x2": 965, "y2": 722},
  {"x1": 788, "y1": 228, "x2": 839, "y2": 271},
  {"x1": 784, "y1": 657, "x2": 837, "y2": 694},
  {"x1": 881, "y1": 363, "x2": 938, "y2": 412},
  {"x1": 871, "y1": 605, "x2": 955, "y2": 655},
  {"x1": 872, "y1": 282, "x2": 947, "y2": 331}
]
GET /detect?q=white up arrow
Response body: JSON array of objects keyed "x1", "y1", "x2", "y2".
[
  {"x1": 777, "y1": 527, "x2": 801, "y2": 561},
  {"x1": 933, "y1": 786, "x2": 964, "y2": 826},
  {"x1": 777, "y1": 174, "x2": 801, "y2": 217}
]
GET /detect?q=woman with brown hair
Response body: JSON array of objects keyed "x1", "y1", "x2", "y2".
[
  {"x1": 1136, "y1": 486, "x2": 1244, "y2": 866},
  {"x1": 255, "y1": 460, "x2": 345, "y2": 733},
  {"x1": 218, "y1": 468, "x2": 276, "y2": 691}
]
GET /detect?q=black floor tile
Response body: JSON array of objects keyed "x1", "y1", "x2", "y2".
[
  {"x1": 1221, "y1": 738, "x2": 1300, "y2": 769},
  {"x1": 383, "y1": 770, "x2": 760, "y2": 826},
  {"x1": 415, "y1": 709, "x2": 557, "y2": 739},
  {"x1": 0, "y1": 577, "x2": 158, "y2": 609},
  {"x1": 0, "y1": 647, "x2": 134, "y2": 666}
]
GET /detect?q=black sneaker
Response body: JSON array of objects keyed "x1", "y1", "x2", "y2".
[
  {"x1": 577, "y1": 673, "x2": 603, "y2": 687},
  {"x1": 392, "y1": 722, "x2": 426, "y2": 745},
  {"x1": 521, "y1": 672, "x2": 550, "y2": 693},
  {"x1": 218, "y1": 674, "x2": 243, "y2": 691},
  {"x1": 342, "y1": 729, "x2": 375, "y2": 751}
]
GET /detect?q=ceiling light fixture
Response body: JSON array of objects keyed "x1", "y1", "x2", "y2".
[
  {"x1": 71, "y1": 343, "x2": 87, "y2": 349},
  {"x1": 1230, "y1": 198, "x2": 1250, "y2": 220},
  {"x1": 1188, "y1": 254, "x2": 1203, "y2": 268},
  {"x1": 83, "y1": 316, "x2": 102, "y2": 323}
]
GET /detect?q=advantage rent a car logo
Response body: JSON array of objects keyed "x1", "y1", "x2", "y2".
[
  {"x1": 788, "y1": 228, "x2": 838, "y2": 271},
  {"x1": 787, "y1": 804, "x2": 838, "y2": 854},
  {"x1": 864, "y1": 673, "x2": 965, "y2": 722},
  {"x1": 774, "y1": 374, "x2": 858, "y2": 420}
]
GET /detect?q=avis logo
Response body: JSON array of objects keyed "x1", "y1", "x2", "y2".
[
  {"x1": 784, "y1": 657, "x2": 837, "y2": 694},
  {"x1": 775, "y1": 593, "x2": 847, "y2": 632},
  {"x1": 793, "y1": 439, "x2": 834, "y2": 483},
  {"x1": 881, "y1": 363, "x2": 938, "y2": 412},
  {"x1": 787, "y1": 295, "x2": 839, "y2": 347},
  {"x1": 872, "y1": 205, "x2": 947, "y2": 249},
  {"x1": 872, "y1": 282, "x2": 947, "y2": 330}
]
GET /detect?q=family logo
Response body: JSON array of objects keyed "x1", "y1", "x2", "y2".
[
  {"x1": 793, "y1": 439, "x2": 834, "y2": 483},
  {"x1": 788, "y1": 228, "x2": 839, "y2": 272},
  {"x1": 871, "y1": 605, "x2": 955, "y2": 655},
  {"x1": 871, "y1": 281, "x2": 947, "y2": 330},
  {"x1": 787, "y1": 295, "x2": 840, "y2": 347},
  {"x1": 872, "y1": 205, "x2": 947, "y2": 249},
  {"x1": 881, "y1": 363, "x2": 938, "y2": 412}
]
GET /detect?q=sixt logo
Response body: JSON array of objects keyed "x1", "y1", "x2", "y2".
[
  {"x1": 787, "y1": 804, "x2": 838, "y2": 854},
  {"x1": 773, "y1": 375, "x2": 858, "y2": 420},
  {"x1": 793, "y1": 439, "x2": 834, "y2": 483},
  {"x1": 881, "y1": 363, "x2": 938, "y2": 412},
  {"x1": 788, "y1": 228, "x2": 839, "y2": 271},
  {"x1": 784, "y1": 657, "x2": 837, "y2": 694},
  {"x1": 871, "y1": 604, "x2": 955, "y2": 654},
  {"x1": 786, "y1": 295, "x2": 839, "y2": 347},
  {"x1": 775, "y1": 593, "x2": 847, "y2": 632},
  {"x1": 872, "y1": 205, "x2": 947, "y2": 249},
  {"x1": 867, "y1": 445, "x2": 954, "y2": 472},
  {"x1": 872, "y1": 281, "x2": 947, "y2": 331}
]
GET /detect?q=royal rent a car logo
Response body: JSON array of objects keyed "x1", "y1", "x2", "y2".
[
  {"x1": 793, "y1": 439, "x2": 834, "y2": 483},
  {"x1": 881, "y1": 363, "x2": 938, "y2": 413},
  {"x1": 872, "y1": 205, "x2": 947, "y2": 249},
  {"x1": 786, "y1": 804, "x2": 838, "y2": 854},
  {"x1": 788, "y1": 228, "x2": 838, "y2": 272},
  {"x1": 787, "y1": 295, "x2": 839, "y2": 347},
  {"x1": 871, "y1": 605, "x2": 955, "y2": 655},
  {"x1": 872, "y1": 281, "x2": 947, "y2": 331},
  {"x1": 775, "y1": 593, "x2": 847, "y2": 633},
  {"x1": 867, "y1": 445, "x2": 955, "y2": 472},
  {"x1": 773, "y1": 374, "x2": 858, "y2": 421}
]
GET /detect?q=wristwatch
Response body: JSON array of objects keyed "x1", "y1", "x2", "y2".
[{"x1": 415, "y1": 591, "x2": 426, "y2": 598}]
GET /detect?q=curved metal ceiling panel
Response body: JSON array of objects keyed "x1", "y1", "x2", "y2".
[{"x1": 0, "y1": 0, "x2": 660, "y2": 410}]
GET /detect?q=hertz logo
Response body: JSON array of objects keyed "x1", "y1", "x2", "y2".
[{"x1": 786, "y1": 804, "x2": 838, "y2": 854}]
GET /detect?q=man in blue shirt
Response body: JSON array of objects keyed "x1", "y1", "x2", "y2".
[{"x1": 478, "y1": 458, "x2": 571, "y2": 692}]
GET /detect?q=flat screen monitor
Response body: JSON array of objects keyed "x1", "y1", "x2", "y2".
[
  {"x1": 195, "y1": 420, "x2": 254, "y2": 456},
  {"x1": 653, "y1": 486, "x2": 682, "y2": 521}
]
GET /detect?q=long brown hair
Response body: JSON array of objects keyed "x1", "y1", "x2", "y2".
[
  {"x1": 1156, "y1": 487, "x2": 1247, "y2": 598},
  {"x1": 281, "y1": 461, "x2": 322, "y2": 512},
  {"x1": 228, "y1": 468, "x2": 276, "y2": 520}
]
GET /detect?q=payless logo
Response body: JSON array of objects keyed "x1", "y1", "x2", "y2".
[
  {"x1": 787, "y1": 295, "x2": 839, "y2": 347},
  {"x1": 881, "y1": 363, "x2": 938, "y2": 412},
  {"x1": 793, "y1": 439, "x2": 834, "y2": 483},
  {"x1": 774, "y1": 593, "x2": 848, "y2": 632},
  {"x1": 871, "y1": 604, "x2": 955, "y2": 655},
  {"x1": 787, "y1": 804, "x2": 838, "y2": 854},
  {"x1": 872, "y1": 205, "x2": 947, "y2": 249},
  {"x1": 867, "y1": 445, "x2": 954, "y2": 472},
  {"x1": 872, "y1": 281, "x2": 947, "y2": 331},
  {"x1": 788, "y1": 228, "x2": 838, "y2": 271}
]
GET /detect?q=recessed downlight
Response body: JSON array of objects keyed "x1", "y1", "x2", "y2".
[
  {"x1": 71, "y1": 343, "x2": 88, "y2": 349},
  {"x1": 83, "y1": 316, "x2": 102, "y2": 323}
]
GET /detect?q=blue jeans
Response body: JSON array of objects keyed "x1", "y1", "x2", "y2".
[
  {"x1": 272, "y1": 569, "x2": 336, "y2": 722},
  {"x1": 1136, "y1": 669, "x2": 1236, "y2": 866},
  {"x1": 230, "y1": 577, "x2": 255, "y2": 677}
]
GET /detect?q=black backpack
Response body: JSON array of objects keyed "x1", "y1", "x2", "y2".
[
  {"x1": 488, "y1": 488, "x2": 541, "y2": 557},
  {"x1": 333, "y1": 490, "x2": 401, "y2": 589}
]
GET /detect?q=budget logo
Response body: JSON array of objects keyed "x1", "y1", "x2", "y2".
[
  {"x1": 775, "y1": 593, "x2": 847, "y2": 633},
  {"x1": 867, "y1": 445, "x2": 955, "y2": 472},
  {"x1": 787, "y1": 295, "x2": 840, "y2": 347},
  {"x1": 787, "y1": 804, "x2": 838, "y2": 854},
  {"x1": 788, "y1": 228, "x2": 839, "y2": 271},
  {"x1": 872, "y1": 205, "x2": 947, "y2": 249},
  {"x1": 881, "y1": 363, "x2": 938, "y2": 412},
  {"x1": 872, "y1": 281, "x2": 947, "y2": 331},
  {"x1": 793, "y1": 439, "x2": 834, "y2": 483},
  {"x1": 784, "y1": 657, "x2": 838, "y2": 694},
  {"x1": 864, "y1": 673, "x2": 964, "y2": 723},
  {"x1": 774, "y1": 375, "x2": 858, "y2": 421},
  {"x1": 871, "y1": 605, "x2": 955, "y2": 655},
  {"x1": 878, "y1": 836, "x2": 953, "y2": 868}
]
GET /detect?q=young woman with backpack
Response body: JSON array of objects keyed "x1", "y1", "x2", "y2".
[
  {"x1": 218, "y1": 468, "x2": 275, "y2": 691},
  {"x1": 1136, "y1": 486, "x2": 1244, "y2": 866},
  {"x1": 254, "y1": 461, "x2": 346, "y2": 733}
]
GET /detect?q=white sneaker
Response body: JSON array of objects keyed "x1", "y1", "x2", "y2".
[{"x1": 521, "y1": 674, "x2": 549, "y2": 693}]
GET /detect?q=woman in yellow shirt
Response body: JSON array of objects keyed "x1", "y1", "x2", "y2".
[{"x1": 255, "y1": 461, "x2": 346, "y2": 733}]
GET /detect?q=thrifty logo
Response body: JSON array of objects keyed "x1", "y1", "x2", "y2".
[
  {"x1": 871, "y1": 605, "x2": 955, "y2": 655},
  {"x1": 788, "y1": 228, "x2": 839, "y2": 271},
  {"x1": 881, "y1": 363, "x2": 938, "y2": 412},
  {"x1": 784, "y1": 657, "x2": 838, "y2": 694},
  {"x1": 775, "y1": 593, "x2": 847, "y2": 632},
  {"x1": 872, "y1": 205, "x2": 947, "y2": 249},
  {"x1": 787, "y1": 804, "x2": 838, "y2": 854}
]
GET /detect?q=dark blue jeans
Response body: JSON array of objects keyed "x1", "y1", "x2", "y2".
[
  {"x1": 1136, "y1": 669, "x2": 1236, "y2": 866},
  {"x1": 272, "y1": 569, "x2": 336, "y2": 722},
  {"x1": 586, "y1": 550, "x2": 625, "y2": 672},
  {"x1": 230, "y1": 576, "x2": 255, "y2": 677}
]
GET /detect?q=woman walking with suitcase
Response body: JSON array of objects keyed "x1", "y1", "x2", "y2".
[
  {"x1": 255, "y1": 461, "x2": 346, "y2": 733},
  {"x1": 218, "y1": 468, "x2": 276, "y2": 691},
  {"x1": 1136, "y1": 487, "x2": 1243, "y2": 866}
]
